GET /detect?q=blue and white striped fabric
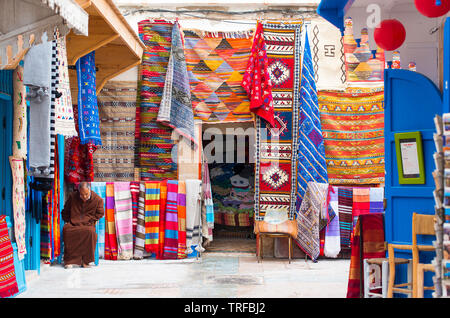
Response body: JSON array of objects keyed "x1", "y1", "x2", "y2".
[
  {"x1": 91, "y1": 182, "x2": 106, "y2": 258},
  {"x1": 296, "y1": 29, "x2": 328, "y2": 210}
]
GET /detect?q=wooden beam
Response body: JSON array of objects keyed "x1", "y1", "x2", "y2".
[
  {"x1": 66, "y1": 16, "x2": 119, "y2": 65},
  {"x1": 96, "y1": 59, "x2": 140, "y2": 93}
]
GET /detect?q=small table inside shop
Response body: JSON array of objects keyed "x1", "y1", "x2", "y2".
[{"x1": 257, "y1": 232, "x2": 293, "y2": 264}]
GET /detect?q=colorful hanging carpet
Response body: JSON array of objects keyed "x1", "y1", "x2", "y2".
[
  {"x1": 93, "y1": 81, "x2": 137, "y2": 181},
  {"x1": 294, "y1": 182, "x2": 329, "y2": 262},
  {"x1": 144, "y1": 181, "x2": 161, "y2": 254},
  {"x1": 318, "y1": 90, "x2": 385, "y2": 185},
  {"x1": 347, "y1": 214, "x2": 385, "y2": 298},
  {"x1": 254, "y1": 22, "x2": 303, "y2": 221},
  {"x1": 113, "y1": 182, "x2": 133, "y2": 260},
  {"x1": 183, "y1": 29, "x2": 254, "y2": 123},
  {"x1": 158, "y1": 23, "x2": 196, "y2": 143},
  {"x1": 0, "y1": 216, "x2": 19, "y2": 298},
  {"x1": 76, "y1": 51, "x2": 101, "y2": 146},
  {"x1": 104, "y1": 182, "x2": 118, "y2": 260},
  {"x1": 163, "y1": 180, "x2": 178, "y2": 259},
  {"x1": 137, "y1": 20, "x2": 177, "y2": 181},
  {"x1": 343, "y1": 17, "x2": 385, "y2": 86},
  {"x1": 296, "y1": 30, "x2": 328, "y2": 209}
]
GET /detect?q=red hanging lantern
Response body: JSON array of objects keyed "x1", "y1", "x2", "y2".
[
  {"x1": 415, "y1": 0, "x2": 450, "y2": 18},
  {"x1": 374, "y1": 19, "x2": 406, "y2": 51}
]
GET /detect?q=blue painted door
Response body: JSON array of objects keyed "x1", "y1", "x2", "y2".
[{"x1": 384, "y1": 69, "x2": 441, "y2": 297}]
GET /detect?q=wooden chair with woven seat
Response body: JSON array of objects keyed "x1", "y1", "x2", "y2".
[
  {"x1": 387, "y1": 212, "x2": 436, "y2": 298},
  {"x1": 364, "y1": 251, "x2": 411, "y2": 298}
]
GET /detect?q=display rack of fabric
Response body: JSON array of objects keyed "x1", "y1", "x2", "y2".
[
  {"x1": 144, "y1": 181, "x2": 161, "y2": 255},
  {"x1": 113, "y1": 182, "x2": 133, "y2": 260},
  {"x1": 104, "y1": 182, "x2": 118, "y2": 260},
  {"x1": 163, "y1": 180, "x2": 179, "y2": 259}
]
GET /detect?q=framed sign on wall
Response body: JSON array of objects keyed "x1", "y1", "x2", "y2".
[{"x1": 395, "y1": 131, "x2": 426, "y2": 184}]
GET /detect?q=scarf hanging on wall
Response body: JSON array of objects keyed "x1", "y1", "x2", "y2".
[
  {"x1": 133, "y1": 182, "x2": 146, "y2": 259},
  {"x1": 76, "y1": 51, "x2": 101, "y2": 146},
  {"x1": 40, "y1": 194, "x2": 52, "y2": 259},
  {"x1": 185, "y1": 179, "x2": 203, "y2": 253},
  {"x1": 183, "y1": 29, "x2": 254, "y2": 123},
  {"x1": 90, "y1": 182, "x2": 106, "y2": 259},
  {"x1": 104, "y1": 182, "x2": 118, "y2": 260},
  {"x1": 54, "y1": 36, "x2": 77, "y2": 137},
  {"x1": 158, "y1": 23, "x2": 196, "y2": 144},
  {"x1": 157, "y1": 180, "x2": 168, "y2": 259},
  {"x1": 201, "y1": 155, "x2": 214, "y2": 243},
  {"x1": 242, "y1": 22, "x2": 275, "y2": 127},
  {"x1": 144, "y1": 181, "x2": 161, "y2": 255},
  {"x1": 338, "y1": 187, "x2": 353, "y2": 249},
  {"x1": 137, "y1": 20, "x2": 178, "y2": 181},
  {"x1": 294, "y1": 182, "x2": 328, "y2": 262},
  {"x1": 9, "y1": 157, "x2": 27, "y2": 261},
  {"x1": 296, "y1": 29, "x2": 328, "y2": 208},
  {"x1": 369, "y1": 187, "x2": 384, "y2": 213},
  {"x1": 318, "y1": 90, "x2": 385, "y2": 185},
  {"x1": 93, "y1": 81, "x2": 137, "y2": 181},
  {"x1": 163, "y1": 180, "x2": 179, "y2": 259},
  {"x1": 177, "y1": 181, "x2": 187, "y2": 259},
  {"x1": 113, "y1": 182, "x2": 133, "y2": 260},
  {"x1": 324, "y1": 186, "x2": 341, "y2": 258},
  {"x1": 0, "y1": 216, "x2": 19, "y2": 298},
  {"x1": 254, "y1": 22, "x2": 303, "y2": 222},
  {"x1": 130, "y1": 181, "x2": 140, "y2": 245},
  {"x1": 12, "y1": 65, "x2": 27, "y2": 159}
]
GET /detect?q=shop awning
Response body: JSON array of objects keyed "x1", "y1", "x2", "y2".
[
  {"x1": 67, "y1": 0, "x2": 146, "y2": 94},
  {"x1": 317, "y1": 0, "x2": 355, "y2": 33},
  {"x1": 0, "y1": 0, "x2": 89, "y2": 69}
]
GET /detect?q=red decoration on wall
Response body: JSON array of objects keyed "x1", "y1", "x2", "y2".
[
  {"x1": 374, "y1": 19, "x2": 406, "y2": 51},
  {"x1": 415, "y1": 0, "x2": 450, "y2": 18}
]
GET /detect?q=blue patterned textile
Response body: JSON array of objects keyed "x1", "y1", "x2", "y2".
[
  {"x1": 77, "y1": 51, "x2": 102, "y2": 145},
  {"x1": 296, "y1": 30, "x2": 328, "y2": 209}
]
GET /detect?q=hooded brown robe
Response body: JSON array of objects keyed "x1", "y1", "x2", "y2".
[{"x1": 62, "y1": 191, "x2": 104, "y2": 265}]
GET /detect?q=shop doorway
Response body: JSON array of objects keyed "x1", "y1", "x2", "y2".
[{"x1": 202, "y1": 122, "x2": 256, "y2": 253}]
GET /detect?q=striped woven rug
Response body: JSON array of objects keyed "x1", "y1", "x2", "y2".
[
  {"x1": 93, "y1": 81, "x2": 137, "y2": 181},
  {"x1": 137, "y1": 20, "x2": 177, "y2": 181}
]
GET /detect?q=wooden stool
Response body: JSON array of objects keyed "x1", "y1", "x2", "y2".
[
  {"x1": 257, "y1": 232, "x2": 292, "y2": 264},
  {"x1": 364, "y1": 257, "x2": 411, "y2": 298},
  {"x1": 416, "y1": 263, "x2": 436, "y2": 298}
]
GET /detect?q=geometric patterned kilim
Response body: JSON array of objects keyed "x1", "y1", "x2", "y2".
[
  {"x1": 318, "y1": 90, "x2": 385, "y2": 185},
  {"x1": 183, "y1": 30, "x2": 254, "y2": 123},
  {"x1": 254, "y1": 22, "x2": 303, "y2": 221}
]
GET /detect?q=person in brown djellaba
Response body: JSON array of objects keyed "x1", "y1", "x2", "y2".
[{"x1": 62, "y1": 182, "x2": 104, "y2": 268}]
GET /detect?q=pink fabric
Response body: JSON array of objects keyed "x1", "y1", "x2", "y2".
[{"x1": 242, "y1": 22, "x2": 275, "y2": 127}]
